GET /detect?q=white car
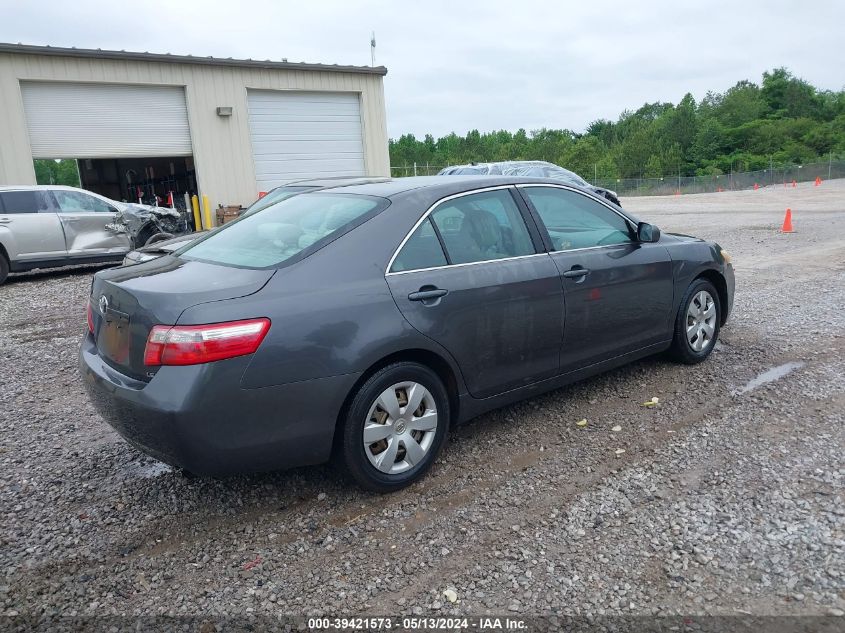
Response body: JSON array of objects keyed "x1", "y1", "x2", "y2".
[{"x1": 0, "y1": 185, "x2": 186, "y2": 284}]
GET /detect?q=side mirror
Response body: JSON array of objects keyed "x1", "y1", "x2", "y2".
[{"x1": 637, "y1": 222, "x2": 661, "y2": 243}]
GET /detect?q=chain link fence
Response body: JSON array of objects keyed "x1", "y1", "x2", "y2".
[{"x1": 390, "y1": 159, "x2": 845, "y2": 196}]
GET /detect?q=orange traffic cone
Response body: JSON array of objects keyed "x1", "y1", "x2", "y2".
[
  {"x1": 815, "y1": 176, "x2": 822, "y2": 186},
  {"x1": 674, "y1": 190, "x2": 680, "y2": 196},
  {"x1": 753, "y1": 183, "x2": 759, "y2": 190},
  {"x1": 781, "y1": 208, "x2": 794, "y2": 233},
  {"x1": 717, "y1": 187, "x2": 723, "y2": 192},
  {"x1": 792, "y1": 180, "x2": 797, "y2": 187}
]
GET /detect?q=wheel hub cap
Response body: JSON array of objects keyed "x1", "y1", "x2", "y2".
[
  {"x1": 363, "y1": 381, "x2": 438, "y2": 475},
  {"x1": 686, "y1": 290, "x2": 716, "y2": 352}
]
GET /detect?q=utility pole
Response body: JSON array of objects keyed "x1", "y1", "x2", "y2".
[
  {"x1": 830, "y1": 151, "x2": 833, "y2": 181},
  {"x1": 770, "y1": 155, "x2": 773, "y2": 187},
  {"x1": 594, "y1": 163, "x2": 597, "y2": 182},
  {"x1": 370, "y1": 32, "x2": 376, "y2": 66}
]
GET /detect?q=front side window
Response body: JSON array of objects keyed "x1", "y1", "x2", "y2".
[
  {"x1": 180, "y1": 193, "x2": 382, "y2": 268},
  {"x1": 522, "y1": 187, "x2": 633, "y2": 251},
  {"x1": 0, "y1": 190, "x2": 50, "y2": 214},
  {"x1": 53, "y1": 190, "x2": 115, "y2": 213},
  {"x1": 429, "y1": 189, "x2": 535, "y2": 265}
]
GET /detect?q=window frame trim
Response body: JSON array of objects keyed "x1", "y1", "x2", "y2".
[{"x1": 385, "y1": 185, "x2": 543, "y2": 275}]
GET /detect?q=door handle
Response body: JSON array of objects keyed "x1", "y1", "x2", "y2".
[
  {"x1": 562, "y1": 267, "x2": 590, "y2": 279},
  {"x1": 0, "y1": 217, "x2": 11, "y2": 224},
  {"x1": 408, "y1": 288, "x2": 448, "y2": 302}
]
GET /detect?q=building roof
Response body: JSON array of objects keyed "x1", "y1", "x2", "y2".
[{"x1": 0, "y1": 42, "x2": 388, "y2": 76}]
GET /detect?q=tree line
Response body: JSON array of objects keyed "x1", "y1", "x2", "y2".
[{"x1": 389, "y1": 68, "x2": 845, "y2": 180}]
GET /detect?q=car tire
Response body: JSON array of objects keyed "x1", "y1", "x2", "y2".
[
  {"x1": 670, "y1": 278, "x2": 722, "y2": 364},
  {"x1": 0, "y1": 253, "x2": 8, "y2": 286},
  {"x1": 144, "y1": 232, "x2": 174, "y2": 246},
  {"x1": 133, "y1": 225, "x2": 157, "y2": 250},
  {"x1": 340, "y1": 362, "x2": 450, "y2": 493}
]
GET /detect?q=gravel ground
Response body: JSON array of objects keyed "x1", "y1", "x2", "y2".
[{"x1": 1, "y1": 181, "x2": 843, "y2": 623}]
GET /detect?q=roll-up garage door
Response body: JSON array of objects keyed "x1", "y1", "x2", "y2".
[
  {"x1": 247, "y1": 90, "x2": 365, "y2": 190},
  {"x1": 20, "y1": 82, "x2": 192, "y2": 158}
]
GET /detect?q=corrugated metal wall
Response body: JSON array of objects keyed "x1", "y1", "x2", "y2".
[
  {"x1": 20, "y1": 82, "x2": 193, "y2": 158},
  {"x1": 0, "y1": 52, "x2": 389, "y2": 208}
]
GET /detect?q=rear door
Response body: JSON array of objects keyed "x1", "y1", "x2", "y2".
[
  {"x1": 50, "y1": 189, "x2": 130, "y2": 257},
  {"x1": 518, "y1": 185, "x2": 673, "y2": 373},
  {"x1": 386, "y1": 187, "x2": 563, "y2": 399},
  {"x1": 0, "y1": 190, "x2": 66, "y2": 262}
]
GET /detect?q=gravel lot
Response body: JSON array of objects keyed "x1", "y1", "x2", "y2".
[{"x1": 1, "y1": 181, "x2": 843, "y2": 623}]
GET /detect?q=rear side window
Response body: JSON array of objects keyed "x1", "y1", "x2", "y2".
[
  {"x1": 429, "y1": 189, "x2": 535, "y2": 265},
  {"x1": 0, "y1": 190, "x2": 50, "y2": 214},
  {"x1": 390, "y1": 218, "x2": 447, "y2": 272},
  {"x1": 523, "y1": 187, "x2": 633, "y2": 251},
  {"x1": 180, "y1": 193, "x2": 383, "y2": 269}
]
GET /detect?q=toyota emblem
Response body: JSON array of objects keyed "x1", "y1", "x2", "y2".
[{"x1": 98, "y1": 295, "x2": 109, "y2": 314}]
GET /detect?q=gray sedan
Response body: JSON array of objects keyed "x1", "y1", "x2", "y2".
[{"x1": 80, "y1": 176, "x2": 734, "y2": 492}]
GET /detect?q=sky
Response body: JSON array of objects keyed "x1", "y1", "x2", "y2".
[{"x1": 1, "y1": 0, "x2": 843, "y2": 139}]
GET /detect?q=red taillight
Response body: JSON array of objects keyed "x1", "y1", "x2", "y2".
[
  {"x1": 87, "y1": 301, "x2": 94, "y2": 334},
  {"x1": 143, "y1": 318, "x2": 271, "y2": 366}
]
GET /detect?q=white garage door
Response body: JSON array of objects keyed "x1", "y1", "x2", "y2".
[
  {"x1": 20, "y1": 81, "x2": 192, "y2": 158},
  {"x1": 247, "y1": 90, "x2": 365, "y2": 190}
]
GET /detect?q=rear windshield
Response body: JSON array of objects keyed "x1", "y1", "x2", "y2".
[
  {"x1": 179, "y1": 193, "x2": 384, "y2": 269},
  {"x1": 241, "y1": 185, "x2": 318, "y2": 217}
]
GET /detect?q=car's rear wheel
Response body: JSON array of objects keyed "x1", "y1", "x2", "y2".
[
  {"x1": 340, "y1": 362, "x2": 449, "y2": 492},
  {"x1": 670, "y1": 278, "x2": 721, "y2": 364}
]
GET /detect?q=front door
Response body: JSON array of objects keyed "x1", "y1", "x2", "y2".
[
  {"x1": 386, "y1": 187, "x2": 563, "y2": 399},
  {"x1": 0, "y1": 189, "x2": 66, "y2": 262},
  {"x1": 518, "y1": 185, "x2": 674, "y2": 373},
  {"x1": 50, "y1": 189, "x2": 129, "y2": 257}
]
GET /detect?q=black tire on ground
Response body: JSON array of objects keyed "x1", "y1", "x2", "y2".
[
  {"x1": 0, "y1": 253, "x2": 9, "y2": 286},
  {"x1": 669, "y1": 277, "x2": 722, "y2": 364},
  {"x1": 340, "y1": 362, "x2": 450, "y2": 493}
]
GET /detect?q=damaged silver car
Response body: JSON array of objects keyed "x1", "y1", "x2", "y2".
[
  {"x1": 0, "y1": 185, "x2": 193, "y2": 285},
  {"x1": 106, "y1": 202, "x2": 190, "y2": 249}
]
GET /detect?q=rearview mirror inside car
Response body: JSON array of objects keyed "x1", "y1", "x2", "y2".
[{"x1": 637, "y1": 222, "x2": 661, "y2": 243}]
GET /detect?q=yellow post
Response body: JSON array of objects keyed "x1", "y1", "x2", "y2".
[
  {"x1": 191, "y1": 195, "x2": 201, "y2": 231},
  {"x1": 202, "y1": 195, "x2": 213, "y2": 230}
]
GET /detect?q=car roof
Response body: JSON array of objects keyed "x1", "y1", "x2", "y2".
[
  {"x1": 279, "y1": 177, "x2": 391, "y2": 189},
  {"x1": 317, "y1": 176, "x2": 638, "y2": 222},
  {"x1": 312, "y1": 175, "x2": 586, "y2": 198}
]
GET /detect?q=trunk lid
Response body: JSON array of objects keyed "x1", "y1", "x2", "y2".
[{"x1": 90, "y1": 256, "x2": 274, "y2": 380}]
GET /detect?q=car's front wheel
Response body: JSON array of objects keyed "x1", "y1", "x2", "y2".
[
  {"x1": 670, "y1": 278, "x2": 722, "y2": 364},
  {"x1": 340, "y1": 362, "x2": 449, "y2": 492}
]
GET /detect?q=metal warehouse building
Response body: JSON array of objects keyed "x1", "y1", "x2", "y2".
[{"x1": 0, "y1": 43, "x2": 389, "y2": 211}]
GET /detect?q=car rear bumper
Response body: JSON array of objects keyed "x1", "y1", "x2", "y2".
[{"x1": 79, "y1": 334, "x2": 360, "y2": 476}]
